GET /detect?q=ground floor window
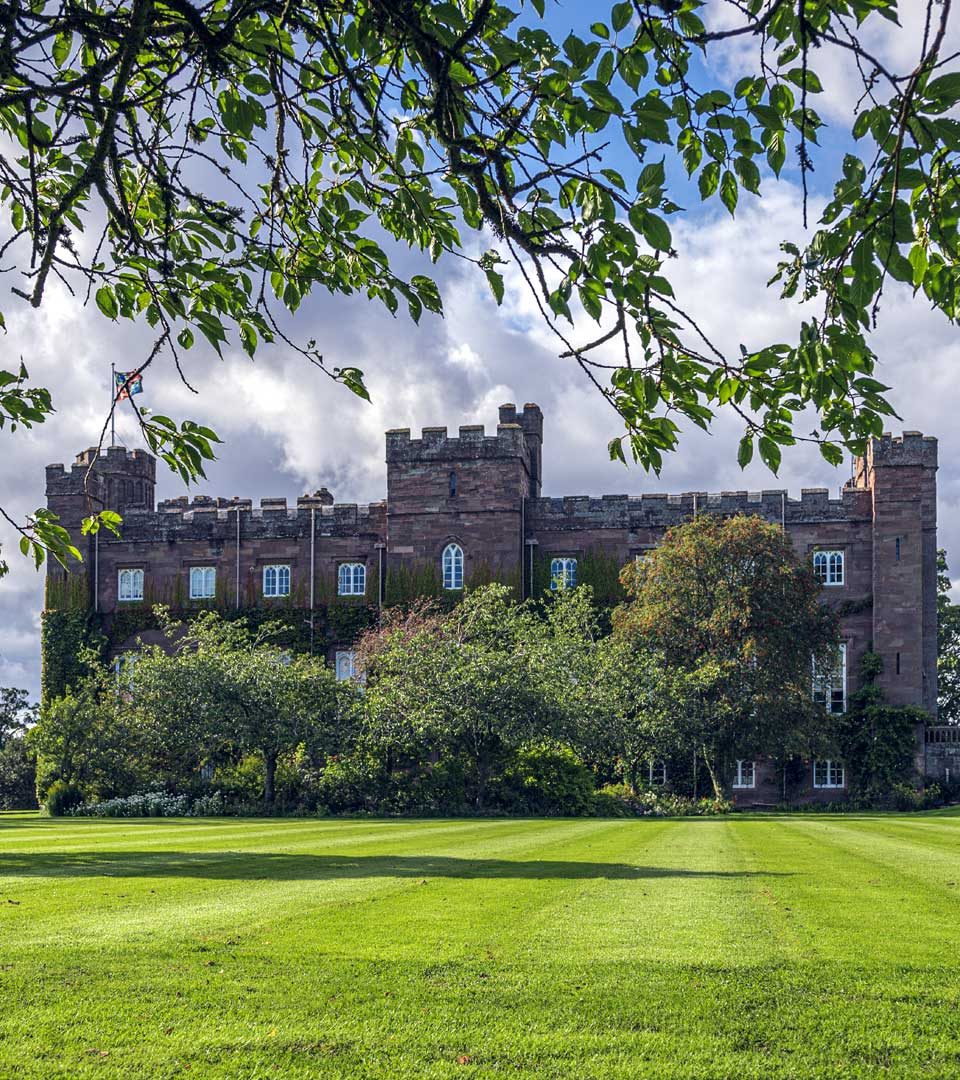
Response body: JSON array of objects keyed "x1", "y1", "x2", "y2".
[
  {"x1": 733, "y1": 760, "x2": 756, "y2": 789},
  {"x1": 335, "y1": 650, "x2": 357, "y2": 682},
  {"x1": 813, "y1": 760, "x2": 845, "y2": 789},
  {"x1": 813, "y1": 642, "x2": 847, "y2": 713}
]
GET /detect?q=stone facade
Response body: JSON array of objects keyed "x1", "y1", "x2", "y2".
[{"x1": 44, "y1": 405, "x2": 939, "y2": 802}]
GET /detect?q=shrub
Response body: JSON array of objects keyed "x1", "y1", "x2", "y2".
[
  {"x1": 68, "y1": 791, "x2": 192, "y2": 817},
  {"x1": 44, "y1": 780, "x2": 84, "y2": 816},
  {"x1": 494, "y1": 743, "x2": 596, "y2": 816},
  {"x1": 315, "y1": 753, "x2": 391, "y2": 813},
  {"x1": 385, "y1": 758, "x2": 470, "y2": 815},
  {"x1": 593, "y1": 783, "x2": 732, "y2": 817},
  {"x1": 191, "y1": 790, "x2": 229, "y2": 816},
  {"x1": 891, "y1": 782, "x2": 943, "y2": 812}
]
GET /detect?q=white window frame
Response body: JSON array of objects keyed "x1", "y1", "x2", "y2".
[
  {"x1": 189, "y1": 566, "x2": 216, "y2": 600},
  {"x1": 335, "y1": 649, "x2": 356, "y2": 682},
  {"x1": 337, "y1": 562, "x2": 366, "y2": 597},
  {"x1": 263, "y1": 564, "x2": 291, "y2": 598},
  {"x1": 733, "y1": 760, "x2": 756, "y2": 789},
  {"x1": 550, "y1": 557, "x2": 578, "y2": 591},
  {"x1": 813, "y1": 642, "x2": 847, "y2": 714},
  {"x1": 442, "y1": 543, "x2": 464, "y2": 590},
  {"x1": 114, "y1": 652, "x2": 138, "y2": 690},
  {"x1": 813, "y1": 549, "x2": 844, "y2": 586},
  {"x1": 813, "y1": 760, "x2": 845, "y2": 789},
  {"x1": 118, "y1": 568, "x2": 144, "y2": 601}
]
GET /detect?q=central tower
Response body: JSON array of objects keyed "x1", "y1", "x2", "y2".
[{"x1": 384, "y1": 403, "x2": 542, "y2": 594}]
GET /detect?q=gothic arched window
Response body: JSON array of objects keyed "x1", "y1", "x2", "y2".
[
  {"x1": 338, "y1": 563, "x2": 366, "y2": 596},
  {"x1": 550, "y1": 557, "x2": 578, "y2": 590},
  {"x1": 442, "y1": 543, "x2": 464, "y2": 590},
  {"x1": 813, "y1": 549, "x2": 844, "y2": 586}
]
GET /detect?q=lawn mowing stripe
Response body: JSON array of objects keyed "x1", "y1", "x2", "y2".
[{"x1": 4, "y1": 816, "x2": 960, "y2": 1080}]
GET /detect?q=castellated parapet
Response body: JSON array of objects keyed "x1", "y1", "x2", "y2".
[{"x1": 385, "y1": 421, "x2": 528, "y2": 461}]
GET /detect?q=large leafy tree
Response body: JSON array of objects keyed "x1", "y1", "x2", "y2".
[
  {"x1": 355, "y1": 583, "x2": 589, "y2": 807},
  {"x1": 614, "y1": 513, "x2": 840, "y2": 795},
  {"x1": 585, "y1": 635, "x2": 688, "y2": 793},
  {"x1": 0, "y1": 686, "x2": 37, "y2": 808},
  {"x1": 129, "y1": 611, "x2": 344, "y2": 803},
  {"x1": 937, "y1": 549, "x2": 960, "y2": 723},
  {"x1": 2, "y1": 0, "x2": 958, "y2": 570}
]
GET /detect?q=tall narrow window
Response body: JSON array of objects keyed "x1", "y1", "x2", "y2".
[
  {"x1": 442, "y1": 544, "x2": 464, "y2": 590},
  {"x1": 335, "y1": 650, "x2": 356, "y2": 682},
  {"x1": 896, "y1": 651, "x2": 901, "y2": 675},
  {"x1": 550, "y1": 557, "x2": 578, "y2": 590},
  {"x1": 895, "y1": 537, "x2": 901, "y2": 561},
  {"x1": 114, "y1": 653, "x2": 138, "y2": 690},
  {"x1": 733, "y1": 760, "x2": 756, "y2": 789},
  {"x1": 338, "y1": 563, "x2": 366, "y2": 596},
  {"x1": 813, "y1": 760, "x2": 845, "y2": 789},
  {"x1": 189, "y1": 566, "x2": 216, "y2": 599},
  {"x1": 813, "y1": 643, "x2": 847, "y2": 713},
  {"x1": 449, "y1": 471, "x2": 457, "y2": 497},
  {"x1": 263, "y1": 564, "x2": 291, "y2": 597},
  {"x1": 118, "y1": 568, "x2": 144, "y2": 601},
  {"x1": 813, "y1": 549, "x2": 844, "y2": 585}
]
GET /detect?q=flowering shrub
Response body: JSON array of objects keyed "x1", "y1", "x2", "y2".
[
  {"x1": 593, "y1": 784, "x2": 731, "y2": 817},
  {"x1": 68, "y1": 791, "x2": 221, "y2": 818}
]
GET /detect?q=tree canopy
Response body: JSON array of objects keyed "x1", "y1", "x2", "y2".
[
  {"x1": 614, "y1": 513, "x2": 841, "y2": 794},
  {"x1": 2, "y1": 0, "x2": 958, "y2": 570}
]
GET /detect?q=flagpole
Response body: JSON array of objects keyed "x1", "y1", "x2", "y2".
[{"x1": 110, "y1": 363, "x2": 116, "y2": 446}]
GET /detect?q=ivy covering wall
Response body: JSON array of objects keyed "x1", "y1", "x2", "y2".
[{"x1": 41, "y1": 548, "x2": 623, "y2": 704}]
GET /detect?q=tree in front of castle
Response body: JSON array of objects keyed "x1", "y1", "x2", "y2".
[
  {"x1": 3, "y1": 1, "x2": 959, "y2": 572},
  {"x1": 612, "y1": 514, "x2": 841, "y2": 798},
  {"x1": 937, "y1": 550, "x2": 960, "y2": 725}
]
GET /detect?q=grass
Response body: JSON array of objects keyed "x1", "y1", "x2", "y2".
[{"x1": 2, "y1": 813, "x2": 960, "y2": 1079}]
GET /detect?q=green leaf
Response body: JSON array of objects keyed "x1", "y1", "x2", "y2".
[
  {"x1": 819, "y1": 442, "x2": 844, "y2": 466},
  {"x1": 582, "y1": 81, "x2": 623, "y2": 115},
  {"x1": 242, "y1": 73, "x2": 272, "y2": 96},
  {"x1": 758, "y1": 436, "x2": 781, "y2": 474},
  {"x1": 485, "y1": 269, "x2": 505, "y2": 305},
  {"x1": 720, "y1": 170, "x2": 738, "y2": 215},
  {"x1": 926, "y1": 73, "x2": 960, "y2": 103},
  {"x1": 737, "y1": 436, "x2": 754, "y2": 468},
  {"x1": 611, "y1": 2, "x2": 632, "y2": 32},
  {"x1": 698, "y1": 161, "x2": 720, "y2": 200},
  {"x1": 632, "y1": 208, "x2": 672, "y2": 251},
  {"x1": 338, "y1": 366, "x2": 371, "y2": 402},
  {"x1": 95, "y1": 287, "x2": 118, "y2": 320}
]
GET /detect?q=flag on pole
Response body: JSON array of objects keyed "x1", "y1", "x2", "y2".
[{"x1": 114, "y1": 370, "x2": 144, "y2": 401}]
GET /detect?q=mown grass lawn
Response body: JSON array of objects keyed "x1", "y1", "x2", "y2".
[{"x1": 1, "y1": 813, "x2": 959, "y2": 1079}]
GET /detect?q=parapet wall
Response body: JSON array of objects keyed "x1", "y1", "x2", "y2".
[
  {"x1": 386, "y1": 422, "x2": 527, "y2": 462},
  {"x1": 528, "y1": 486, "x2": 872, "y2": 530},
  {"x1": 120, "y1": 498, "x2": 387, "y2": 541}
]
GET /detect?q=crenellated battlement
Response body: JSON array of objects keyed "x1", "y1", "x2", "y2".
[
  {"x1": 141, "y1": 498, "x2": 386, "y2": 530},
  {"x1": 385, "y1": 421, "x2": 527, "y2": 461},
  {"x1": 528, "y1": 485, "x2": 872, "y2": 529}
]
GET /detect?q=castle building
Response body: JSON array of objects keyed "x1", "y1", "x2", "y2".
[{"x1": 44, "y1": 404, "x2": 942, "y2": 802}]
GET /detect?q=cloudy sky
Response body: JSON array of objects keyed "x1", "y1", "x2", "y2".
[{"x1": 2, "y1": 5, "x2": 959, "y2": 700}]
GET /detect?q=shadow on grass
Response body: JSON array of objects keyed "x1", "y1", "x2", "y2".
[{"x1": 0, "y1": 851, "x2": 792, "y2": 881}]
